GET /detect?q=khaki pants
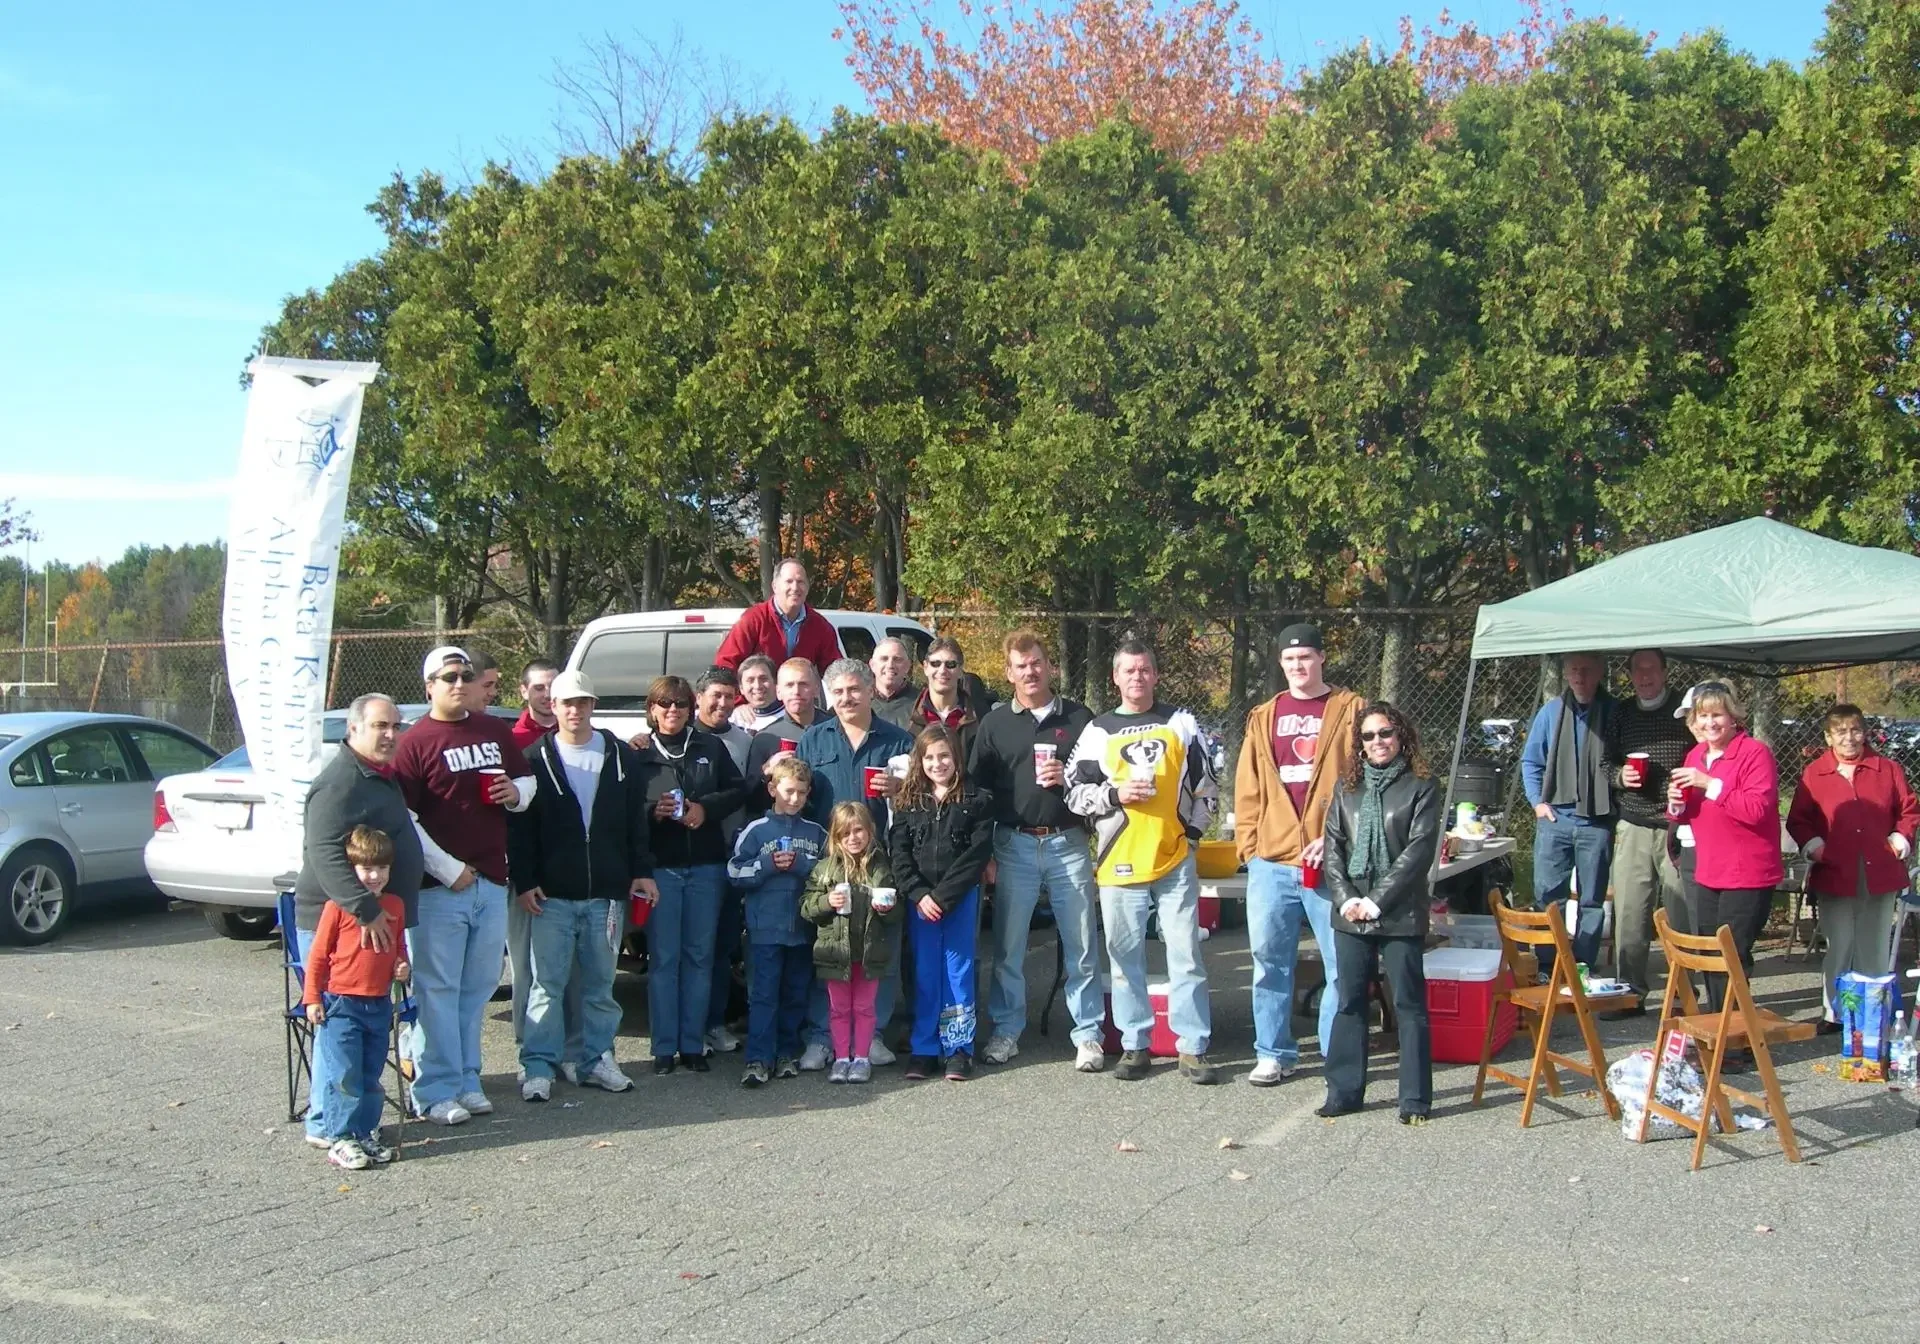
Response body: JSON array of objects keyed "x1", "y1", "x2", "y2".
[
  {"x1": 1819, "y1": 891, "x2": 1900, "y2": 1020},
  {"x1": 1610, "y1": 821, "x2": 1685, "y2": 994}
]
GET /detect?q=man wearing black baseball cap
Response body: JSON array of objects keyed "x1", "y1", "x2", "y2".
[{"x1": 1233, "y1": 623, "x2": 1363, "y2": 1086}]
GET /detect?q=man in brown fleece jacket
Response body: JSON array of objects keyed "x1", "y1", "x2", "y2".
[{"x1": 1234, "y1": 624, "x2": 1362, "y2": 1086}]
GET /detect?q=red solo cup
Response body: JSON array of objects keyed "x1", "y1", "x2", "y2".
[
  {"x1": 1301, "y1": 858, "x2": 1322, "y2": 889},
  {"x1": 863, "y1": 765, "x2": 886, "y2": 797},
  {"x1": 628, "y1": 893, "x2": 654, "y2": 929},
  {"x1": 778, "y1": 738, "x2": 798, "y2": 754},
  {"x1": 478, "y1": 767, "x2": 507, "y2": 804}
]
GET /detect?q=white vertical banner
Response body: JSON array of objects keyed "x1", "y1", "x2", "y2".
[{"x1": 223, "y1": 356, "x2": 379, "y2": 822}]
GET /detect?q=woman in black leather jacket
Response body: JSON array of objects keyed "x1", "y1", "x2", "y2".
[{"x1": 1318, "y1": 701, "x2": 1441, "y2": 1122}]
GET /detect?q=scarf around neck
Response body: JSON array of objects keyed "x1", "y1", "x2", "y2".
[
  {"x1": 1549, "y1": 690, "x2": 1612, "y2": 819},
  {"x1": 1347, "y1": 756, "x2": 1410, "y2": 885}
]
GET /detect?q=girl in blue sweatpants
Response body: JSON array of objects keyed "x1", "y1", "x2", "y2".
[{"x1": 887, "y1": 725, "x2": 996, "y2": 1082}]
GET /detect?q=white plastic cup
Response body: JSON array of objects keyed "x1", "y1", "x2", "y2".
[
  {"x1": 1128, "y1": 761, "x2": 1157, "y2": 796},
  {"x1": 1033, "y1": 743, "x2": 1058, "y2": 782},
  {"x1": 871, "y1": 886, "x2": 897, "y2": 913}
]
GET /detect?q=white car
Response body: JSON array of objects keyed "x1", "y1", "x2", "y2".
[
  {"x1": 146, "y1": 703, "x2": 514, "y2": 940},
  {"x1": 566, "y1": 607, "x2": 935, "y2": 737}
]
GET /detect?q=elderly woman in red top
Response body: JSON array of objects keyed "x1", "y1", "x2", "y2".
[
  {"x1": 1786, "y1": 704, "x2": 1920, "y2": 1033},
  {"x1": 1667, "y1": 682, "x2": 1781, "y2": 1015}
]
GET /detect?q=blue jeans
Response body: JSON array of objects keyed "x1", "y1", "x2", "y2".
[
  {"x1": 746, "y1": 941, "x2": 813, "y2": 1064},
  {"x1": 294, "y1": 927, "x2": 329, "y2": 1140},
  {"x1": 408, "y1": 878, "x2": 509, "y2": 1108},
  {"x1": 710, "y1": 883, "x2": 745, "y2": 1031},
  {"x1": 1532, "y1": 810, "x2": 1613, "y2": 967},
  {"x1": 509, "y1": 895, "x2": 581, "y2": 1054},
  {"x1": 1246, "y1": 858, "x2": 1340, "y2": 1064},
  {"x1": 987, "y1": 827, "x2": 1102, "y2": 1046},
  {"x1": 648, "y1": 865, "x2": 725, "y2": 1059},
  {"x1": 909, "y1": 886, "x2": 980, "y2": 1057},
  {"x1": 521, "y1": 898, "x2": 624, "y2": 1078},
  {"x1": 1100, "y1": 855, "x2": 1210, "y2": 1055},
  {"x1": 315, "y1": 992, "x2": 390, "y2": 1141}
]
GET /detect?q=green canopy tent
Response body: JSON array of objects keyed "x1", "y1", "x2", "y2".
[{"x1": 1443, "y1": 517, "x2": 1920, "y2": 822}]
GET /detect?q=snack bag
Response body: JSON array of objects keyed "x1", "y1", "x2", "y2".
[{"x1": 1836, "y1": 972, "x2": 1900, "y2": 1082}]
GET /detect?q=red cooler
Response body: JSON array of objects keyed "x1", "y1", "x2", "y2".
[
  {"x1": 1424, "y1": 946, "x2": 1514, "y2": 1064},
  {"x1": 1100, "y1": 978, "x2": 1180, "y2": 1057},
  {"x1": 1197, "y1": 889, "x2": 1221, "y2": 933}
]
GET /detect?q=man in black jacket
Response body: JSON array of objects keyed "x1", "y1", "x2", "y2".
[
  {"x1": 508, "y1": 671, "x2": 658, "y2": 1102},
  {"x1": 293, "y1": 692, "x2": 424, "y2": 1148}
]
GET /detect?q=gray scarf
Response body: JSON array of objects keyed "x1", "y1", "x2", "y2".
[
  {"x1": 1347, "y1": 757, "x2": 1410, "y2": 885},
  {"x1": 1549, "y1": 690, "x2": 1612, "y2": 820}
]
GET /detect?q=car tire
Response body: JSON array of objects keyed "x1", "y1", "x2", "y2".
[
  {"x1": 203, "y1": 907, "x2": 279, "y2": 941},
  {"x1": 0, "y1": 846, "x2": 78, "y2": 946}
]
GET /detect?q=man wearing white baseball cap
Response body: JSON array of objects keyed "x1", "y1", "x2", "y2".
[
  {"x1": 508, "y1": 670, "x2": 658, "y2": 1101},
  {"x1": 393, "y1": 645, "x2": 537, "y2": 1125}
]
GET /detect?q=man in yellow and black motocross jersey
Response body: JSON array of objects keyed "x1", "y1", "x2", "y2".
[{"x1": 1065, "y1": 640, "x2": 1222, "y2": 1084}]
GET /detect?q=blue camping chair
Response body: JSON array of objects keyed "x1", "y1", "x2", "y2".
[{"x1": 277, "y1": 888, "x2": 419, "y2": 1155}]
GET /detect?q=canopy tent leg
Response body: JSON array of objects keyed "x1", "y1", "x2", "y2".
[{"x1": 1438, "y1": 657, "x2": 1480, "y2": 844}]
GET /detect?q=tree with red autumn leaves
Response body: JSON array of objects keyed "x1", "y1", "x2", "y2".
[{"x1": 836, "y1": 0, "x2": 1578, "y2": 174}]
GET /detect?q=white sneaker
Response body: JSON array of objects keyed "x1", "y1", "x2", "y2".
[
  {"x1": 828, "y1": 1058, "x2": 852, "y2": 1084},
  {"x1": 798, "y1": 1042, "x2": 832, "y2": 1072},
  {"x1": 521, "y1": 1075, "x2": 552, "y2": 1103},
  {"x1": 581, "y1": 1052, "x2": 634, "y2": 1093},
  {"x1": 1074, "y1": 1040, "x2": 1108, "y2": 1073},
  {"x1": 304, "y1": 1133, "x2": 331, "y2": 1151},
  {"x1": 327, "y1": 1138, "x2": 370, "y2": 1171},
  {"x1": 706, "y1": 1025, "x2": 741, "y2": 1053},
  {"x1": 1248, "y1": 1058, "x2": 1297, "y2": 1087},
  {"x1": 983, "y1": 1034, "x2": 1020, "y2": 1065},
  {"x1": 457, "y1": 1090, "x2": 494, "y2": 1115},
  {"x1": 867, "y1": 1039, "x2": 897, "y2": 1067},
  {"x1": 559, "y1": 1062, "x2": 579, "y2": 1086},
  {"x1": 423, "y1": 1099, "x2": 471, "y2": 1126}
]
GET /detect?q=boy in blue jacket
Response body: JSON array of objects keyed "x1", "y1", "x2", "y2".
[{"x1": 728, "y1": 756, "x2": 827, "y2": 1086}]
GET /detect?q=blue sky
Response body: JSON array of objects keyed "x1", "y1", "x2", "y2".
[{"x1": 0, "y1": 0, "x2": 1828, "y2": 567}]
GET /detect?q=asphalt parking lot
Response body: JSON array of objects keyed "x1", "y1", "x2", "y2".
[{"x1": 2, "y1": 895, "x2": 1915, "y2": 1344}]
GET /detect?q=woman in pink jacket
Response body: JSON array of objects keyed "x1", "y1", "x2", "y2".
[{"x1": 1667, "y1": 682, "x2": 1781, "y2": 1017}]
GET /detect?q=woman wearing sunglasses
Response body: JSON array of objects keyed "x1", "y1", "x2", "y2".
[
  {"x1": 636, "y1": 675, "x2": 748, "y2": 1074},
  {"x1": 1318, "y1": 702, "x2": 1440, "y2": 1122}
]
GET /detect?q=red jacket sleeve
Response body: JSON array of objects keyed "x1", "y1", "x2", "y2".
[
  {"x1": 1708, "y1": 737, "x2": 1778, "y2": 828},
  {"x1": 302, "y1": 902, "x2": 342, "y2": 1006},
  {"x1": 1892, "y1": 760, "x2": 1920, "y2": 843},
  {"x1": 715, "y1": 605, "x2": 772, "y2": 671}
]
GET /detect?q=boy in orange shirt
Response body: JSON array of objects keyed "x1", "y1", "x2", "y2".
[{"x1": 303, "y1": 825, "x2": 411, "y2": 1170}]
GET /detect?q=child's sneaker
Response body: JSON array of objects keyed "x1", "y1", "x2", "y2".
[
  {"x1": 357, "y1": 1133, "x2": 397, "y2": 1165},
  {"x1": 741, "y1": 1060, "x2": 770, "y2": 1088},
  {"x1": 828, "y1": 1058, "x2": 852, "y2": 1084},
  {"x1": 847, "y1": 1058, "x2": 873, "y2": 1084},
  {"x1": 326, "y1": 1138, "x2": 371, "y2": 1171},
  {"x1": 774, "y1": 1056, "x2": 799, "y2": 1080}
]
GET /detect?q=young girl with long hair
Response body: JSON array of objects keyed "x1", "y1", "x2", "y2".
[{"x1": 800, "y1": 803, "x2": 904, "y2": 1083}]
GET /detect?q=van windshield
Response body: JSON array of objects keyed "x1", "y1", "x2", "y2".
[{"x1": 578, "y1": 630, "x2": 666, "y2": 709}]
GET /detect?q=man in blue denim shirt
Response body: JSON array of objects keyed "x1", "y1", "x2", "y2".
[
  {"x1": 795, "y1": 659, "x2": 914, "y2": 1068},
  {"x1": 1519, "y1": 651, "x2": 1617, "y2": 967}
]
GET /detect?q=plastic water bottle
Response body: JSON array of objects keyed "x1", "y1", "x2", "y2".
[{"x1": 1889, "y1": 1012, "x2": 1916, "y2": 1091}]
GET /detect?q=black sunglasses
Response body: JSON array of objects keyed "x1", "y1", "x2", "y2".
[
  {"x1": 1360, "y1": 727, "x2": 1398, "y2": 742},
  {"x1": 433, "y1": 670, "x2": 476, "y2": 684},
  {"x1": 926, "y1": 659, "x2": 961, "y2": 670},
  {"x1": 652, "y1": 698, "x2": 693, "y2": 710}
]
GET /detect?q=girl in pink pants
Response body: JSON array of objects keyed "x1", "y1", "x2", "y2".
[{"x1": 801, "y1": 803, "x2": 904, "y2": 1083}]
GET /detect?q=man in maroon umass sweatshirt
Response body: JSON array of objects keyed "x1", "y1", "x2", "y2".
[
  {"x1": 714, "y1": 559, "x2": 844, "y2": 673},
  {"x1": 393, "y1": 645, "x2": 535, "y2": 1127}
]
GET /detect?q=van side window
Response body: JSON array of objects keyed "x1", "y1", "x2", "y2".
[
  {"x1": 577, "y1": 631, "x2": 666, "y2": 709},
  {"x1": 836, "y1": 625, "x2": 876, "y2": 662},
  {"x1": 886, "y1": 626, "x2": 932, "y2": 663}
]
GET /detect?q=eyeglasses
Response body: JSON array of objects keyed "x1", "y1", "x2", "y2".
[
  {"x1": 652, "y1": 698, "x2": 692, "y2": 710},
  {"x1": 926, "y1": 659, "x2": 961, "y2": 670},
  {"x1": 1360, "y1": 728, "x2": 1398, "y2": 742},
  {"x1": 433, "y1": 670, "x2": 476, "y2": 684}
]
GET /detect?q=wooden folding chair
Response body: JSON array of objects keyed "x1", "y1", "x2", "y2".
[
  {"x1": 1640, "y1": 908, "x2": 1816, "y2": 1169},
  {"x1": 1474, "y1": 892, "x2": 1640, "y2": 1125}
]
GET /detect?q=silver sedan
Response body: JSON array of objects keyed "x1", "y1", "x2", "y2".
[{"x1": 0, "y1": 711, "x2": 219, "y2": 945}]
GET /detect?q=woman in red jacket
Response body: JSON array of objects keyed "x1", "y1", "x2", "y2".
[
  {"x1": 1667, "y1": 682, "x2": 1781, "y2": 1017},
  {"x1": 1785, "y1": 704, "x2": 1920, "y2": 1033}
]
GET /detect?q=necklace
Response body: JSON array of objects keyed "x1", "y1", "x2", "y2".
[{"x1": 654, "y1": 730, "x2": 690, "y2": 762}]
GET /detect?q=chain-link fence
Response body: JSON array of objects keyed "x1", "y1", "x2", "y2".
[{"x1": 6, "y1": 613, "x2": 1916, "y2": 901}]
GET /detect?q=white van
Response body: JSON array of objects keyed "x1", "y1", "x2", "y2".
[{"x1": 565, "y1": 608, "x2": 936, "y2": 733}]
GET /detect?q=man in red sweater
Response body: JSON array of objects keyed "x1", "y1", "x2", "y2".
[{"x1": 715, "y1": 559, "x2": 843, "y2": 672}]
